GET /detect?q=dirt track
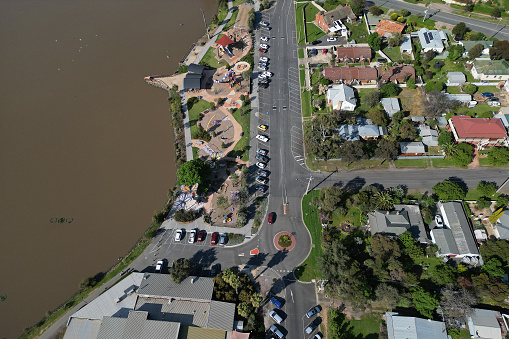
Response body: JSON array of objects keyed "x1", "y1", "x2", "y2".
[{"x1": 236, "y1": 3, "x2": 253, "y2": 28}]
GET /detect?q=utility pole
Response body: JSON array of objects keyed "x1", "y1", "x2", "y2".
[{"x1": 200, "y1": 7, "x2": 210, "y2": 40}]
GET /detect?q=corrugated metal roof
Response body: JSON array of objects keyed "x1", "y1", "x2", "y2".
[
  {"x1": 381, "y1": 98, "x2": 400, "y2": 116},
  {"x1": 418, "y1": 28, "x2": 444, "y2": 50},
  {"x1": 187, "y1": 64, "x2": 205, "y2": 74},
  {"x1": 431, "y1": 228, "x2": 458, "y2": 255},
  {"x1": 439, "y1": 201, "x2": 480, "y2": 256},
  {"x1": 400, "y1": 142, "x2": 425, "y2": 154},
  {"x1": 207, "y1": 301, "x2": 236, "y2": 331},
  {"x1": 135, "y1": 297, "x2": 210, "y2": 328},
  {"x1": 64, "y1": 318, "x2": 102, "y2": 339},
  {"x1": 386, "y1": 312, "x2": 448, "y2": 339},
  {"x1": 447, "y1": 72, "x2": 466, "y2": 83},
  {"x1": 138, "y1": 275, "x2": 214, "y2": 301},
  {"x1": 468, "y1": 308, "x2": 502, "y2": 339}
]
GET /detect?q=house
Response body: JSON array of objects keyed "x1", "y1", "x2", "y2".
[
  {"x1": 368, "y1": 204, "x2": 429, "y2": 243},
  {"x1": 430, "y1": 201, "x2": 482, "y2": 261},
  {"x1": 375, "y1": 19, "x2": 406, "y2": 37},
  {"x1": 326, "y1": 84, "x2": 356, "y2": 111},
  {"x1": 411, "y1": 116, "x2": 426, "y2": 123},
  {"x1": 378, "y1": 65, "x2": 415, "y2": 82},
  {"x1": 447, "y1": 71, "x2": 467, "y2": 84},
  {"x1": 467, "y1": 308, "x2": 506, "y2": 339},
  {"x1": 336, "y1": 46, "x2": 372, "y2": 63},
  {"x1": 417, "y1": 28, "x2": 446, "y2": 53},
  {"x1": 492, "y1": 210, "x2": 509, "y2": 239},
  {"x1": 324, "y1": 66, "x2": 378, "y2": 84},
  {"x1": 449, "y1": 115, "x2": 508, "y2": 146},
  {"x1": 445, "y1": 93, "x2": 472, "y2": 105},
  {"x1": 437, "y1": 116, "x2": 448, "y2": 128},
  {"x1": 337, "y1": 118, "x2": 387, "y2": 141},
  {"x1": 471, "y1": 60, "x2": 509, "y2": 81},
  {"x1": 64, "y1": 274, "x2": 237, "y2": 339},
  {"x1": 315, "y1": 5, "x2": 356, "y2": 32},
  {"x1": 183, "y1": 63, "x2": 205, "y2": 90},
  {"x1": 460, "y1": 40, "x2": 493, "y2": 56},
  {"x1": 418, "y1": 125, "x2": 439, "y2": 146},
  {"x1": 380, "y1": 97, "x2": 400, "y2": 117},
  {"x1": 401, "y1": 35, "x2": 412, "y2": 54},
  {"x1": 385, "y1": 312, "x2": 448, "y2": 339},
  {"x1": 399, "y1": 142, "x2": 425, "y2": 156}
]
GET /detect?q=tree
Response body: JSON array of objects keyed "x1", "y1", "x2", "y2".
[
  {"x1": 79, "y1": 276, "x2": 97, "y2": 290},
  {"x1": 186, "y1": 96, "x2": 199, "y2": 110},
  {"x1": 373, "y1": 190, "x2": 394, "y2": 210},
  {"x1": 250, "y1": 292, "x2": 263, "y2": 307},
  {"x1": 369, "y1": 5, "x2": 383, "y2": 15},
  {"x1": 349, "y1": 0, "x2": 365, "y2": 15},
  {"x1": 374, "y1": 138, "x2": 399, "y2": 161},
  {"x1": 397, "y1": 16, "x2": 406, "y2": 23},
  {"x1": 438, "y1": 131, "x2": 453, "y2": 146},
  {"x1": 406, "y1": 77, "x2": 416, "y2": 89},
  {"x1": 477, "y1": 181, "x2": 497, "y2": 197},
  {"x1": 490, "y1": 40, "x2": 509, "y2": 60},
  {"x1": 368, "y1": 32, "x2": 382, "y2": 51},
  {"x1": 423, "y1": 50, "x2": 436, "y2": 62},
  {"x1": 425, "y1": 81, "x2": 444, "y2": 92},
  {"x1": 338, "y1": 141, "x2": 366, "y2": 165},
  {"x1": 401, "y1": 9, "x2": 409, "y2": 16},
  {"x1": 313, "y1": 186, "x2": 345, "y2": 216},
  {"x1": 375, "y1": 284, "x2": 399, "y2": 310},
  {"x1": 237, "y1": 302, "x2": 253, "y2": 318},
  {"x1": 399, "y1": 231, "x2": 424, "y2": 261},
  {"x1": 440, "y1": 288, "x2": 476, "y2": 327},
  {"x1": 448, "y1": 45, "x2": 464, "y2": 61},
  {"x1": 486, "y1": 146, "x2": 509, "y2": 165},
  {"x1": 412, "y1": 286, "x2": 439, "y2": 318},
  {"x1": 492, "y1": 6, "x2": 501, "y2": 18},
  {"x1": 433, "y1": 180, "x2": 467, "y2": 201},
  {"x1": 222, "y1": 268, "x2": 241, "y2": 293},
  {"x1": 389, "y1": 32, "x2": 404, "y2": 47},
  {"x1": 451, "y1": 142, "x2": 473, "y2": 167},
  {"x1": 217, "y1": 195, "x2": 228, "y2": 208},
  {"x1": 390, "y1": 12, "x2": 399, "y2": 20},
  {"x1": 364, "y1": 90, "x2": 380, "y2": 108},
  {"x1": 496, "y1": 195, "x2": 509, "y2": 209},
  {"x1": 422, "y1": 91, "x2": 456, "y2": 118},
  {"x1": 482, "y1": 257, "x2": 506, "y2": 277},
  {"x1": 370, "y1": 234, "x2": 401, "y2": 261},
  {"x1": 380, "y1": 82, "x2": 400, "y2": 97},
  {"x1": 472, "y1": 273, "x2": 509, "y2": 302},
  {"x1": 468, "y1": 43, "x2": 484, "y2": 59},
  {"x1": 429, "y1": 264, "x2": 456, "y2": 285},
  {"x1": 452, "y1": 22, "x2": 468, "y2": 40},
  {"x1": 177, "y1": 159, "x2": 211, "y2": 194},
  {"x1": 366, "y1": 109, "x2": 388, "y2": 126},
  {"x1": 170, "y1": 258, "x2": 194, "y2": 283},
  {"x1": 461, "y1": 84, "x2": 477, "y2": 96}
]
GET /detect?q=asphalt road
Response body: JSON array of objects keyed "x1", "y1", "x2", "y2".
[{"x1": 371, "y1": 0, "x2": 509, "y2": 40}]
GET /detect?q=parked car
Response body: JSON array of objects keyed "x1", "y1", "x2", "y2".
[
  {"x1": 313, "y1": 333, "x2": 323, "y2": 339},
  {"x1": 259, "y1": 82, "x2": 268, "y2": 89},
  {"x1": 306, "y1": 305, "x2": 322, "y2": 318},
  {"x1": 210, "y1": 232, "x2": 219, "y2": 245},
  {"x1": 255, "y1": 176, "x2": 268, "y2": 185},
  {"x1": 258, "y1": 65, "x2": 267, "y2": 71},
  {"x1": 270, "y1": 309, "x2": 284, "y2": 324},
  {"x1": 256, "y1": 154, "x2": 268, "y2": 162},
  {"x1": 219, "y1": 233, "x2": 228, "y2": 245},
  {"x1": 155, "y1": 259, "x2": 164, "y2": 273},
  {"x1": 197, "y1": 230, "x2": 206, "y2": 241},
  {"x1": 261, "y1": 36, "x2": 269, "y2": 42},
  {"x1": 260, "y1": 56, "x2": 269, "y2": 62},
  {"x1": 256, "y1": 169, "x2": 268, "y2": 177},
  {"x1": 260, "y1": 43, "x2": 269, "y2": 49},
  {"x1": 174, "y1": 229, "x2": 183, "y2": 241},
  {"x1": 489, "y1": 101, "x2": 501, "y2": 107},
  {"x1": 311, "y1": 40, "x2": 321, "y2": 45},
  {"x1": 256, "y1": 134, "x2": 269, "y2": 142},
  {"x1": 255, "y1": 185, "x2": 268, "y2": 192},
  {"x1": 482, "y1": 92, "x2": 494, "y2": 98},
  {"x1": 261, "y1": 26, "x2": 271, "y2": 31},
  {"x1": 270, "y1": 297, "x2": 282, "y2": 308},
  {"x1": 257, "y1": 123, "x2": 268, "y2": 131},
  {"x1": 262, "y1": 71, "x2": 273, "y2": 77},
  {"x1": 269, "y1": 324, "x2": 284, "y2": 339},
  {"x1": 256, "y1": 161, "x2": 267, "y2": 169},
  {"x1": 259, "y1": 48, "x2": 267, "y2": 53},
  {"x1": 311, "y1": 48, "x2": 318, "y2": 56},
  {"x1": 326, "y1": 37, "x2": 337, "y2": 42},
  {"x1": 305, "y1": 318, "x2": 321, "y2": 334},
  {"x1": 268, "y1": 212, "x2": 275, "y2": 224},
  {"x1": 260, "y1": 20, "x2": 270, "y2": 26},
  {"x1": 188, "y1": 229, "x2": 196, "y2": 243},
  {"x1": 257, "y1": 148, "x2": 268, "y2": 156},
  {"x1": 435, "y1": 215, "x2": 444, "y2": 227},
  {"x1": 323, "y1": 48, "x2": 327, "y2": 53},
  {"x1": 211, "y1": 263, "x2": 221, "y2": 277}
]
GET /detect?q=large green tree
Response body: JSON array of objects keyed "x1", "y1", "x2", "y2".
[
  {"x1": 490, "y1": 40, "x2": 509, "y2": 60},
  {"x1": 337, "y1": 141, "x2": 366, "y2": 165},
  {"x1": 412, "y1": 286, "x2": 439, "y2": 318},
  {"x1": 374, "y1": 138, "x2": 400, "y2": 161},
  {"x1": 170, "y1": 258, "x2": 194, "y2": 283},
  {"x1": 451, "y1": 143, "x2": 473, "y2": 168},
  {"x1": 432, "y1": 180, "x2": 467, "y2": 201},
  {"x1": 452, "y1": 22, "x2": 468, "y2": 40},
  {"x1": 486, "y1": 146, "x2": 509, "y2": 166},
  {"x1": 368, "y1": 32, "x2": 382, "y2": 51},
  {"x1": 468, "y1": 44, "x2": 484, "y2": 59},
  {"x1": 177, "y1": 159, "x2": 211, "y2": 194}
]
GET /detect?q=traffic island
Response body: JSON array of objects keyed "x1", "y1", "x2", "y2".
[{"x1": 274, "y1": 231, "x2": 295, "y2": 251}]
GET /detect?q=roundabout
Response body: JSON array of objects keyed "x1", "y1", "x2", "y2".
[{"x1": 273, "y1": 231, "x2": 296, "y2": 251}]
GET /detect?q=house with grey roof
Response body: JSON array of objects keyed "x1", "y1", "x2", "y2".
[
  {"x1": 447, "y1": 71, "x2": 467, "y2": 84},
  {"x1": 381, "y1": 97, "x2": 400, "y2": 117},
  {"x1": 385, "y1": 312, "x2": 448, "y2": 339},
  {"x1": 399, "y1": 142, "x2": 426, "y2": 156},
  {"x1": 417, "y1": 28, "x2": 445, "y2": 53},
  {"x1": 183, "y1": 63, "x2": 204, "y2": 90},
  {"x1": 494, "y1": 109, "x2": 509, "y2": 129},
  {"x1": 326, "y1": 84, "x2": 357, "y2": 111},
  {"x1": 97, "y1": 311, "x2": 181, "y2": 339},
  {"x1": 460, "y1": 40, "x2": 493, "y2": 57},
  {"x1": 418, "y1": 125, "x2": 439, "y2": 146},
  {"x1": 467, "y1": 308, "x2": 506, "y2": 339},
  {"x1": 337, "y1": 119, "x2": 387, "y2": 141},
  {"x1": 430, "y1": 201, "x2": 481, "y2": 261},
  {"x1": 368, "y1": 204, "x2": 429, "y2": 243},
  {"x1": 492, "y1": 210, "x2": 509, "y2": 239}
]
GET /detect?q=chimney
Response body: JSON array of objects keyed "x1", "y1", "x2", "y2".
[
  {"x1": 396, "y1": 211, "x2": 399, "y2": 215},
  {"x1": 386, "y1": 211, "x2": 389, "y2": 215}
]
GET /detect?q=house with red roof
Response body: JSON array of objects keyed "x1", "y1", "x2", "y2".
[
  {"x1": 336, "y1": 47, "x2": 372, "y2": 63},
  {"x1": 324, "y1": 66, "x2": 378, "y2": 84},
  {"x1": 449, "y1": 116, "x2": 508, "y2": 146},
  {"x1": 375, "y1": 19, "x2": 406, "y2": 37},
  {"x1": 378, "y1": 65, "x2": 415, "y2": 83},
  {"x1": 315, "y1": 5, "x2": 356, "y2": 32}
]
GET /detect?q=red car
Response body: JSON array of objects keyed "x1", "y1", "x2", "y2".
[
  {"x1": 268, "y1": 212, "x2": 275, "y2": 224},
  {"x1": 259, "y1": 48, "x2": 267, "y2": 53},
  {"x1": 197, "y1": 230, "x2": 206, "y2": 242},
  {"x1": 210, "y1": 232, "x2": 219, "y2": 245}
]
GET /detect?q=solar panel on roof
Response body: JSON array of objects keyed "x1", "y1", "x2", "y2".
[
  {"x1": 424, "y1": 33, "x2": 430, "y2": 44},
  {"x1": 428, "y1": 32, "x2": 434, "y2": 40}
]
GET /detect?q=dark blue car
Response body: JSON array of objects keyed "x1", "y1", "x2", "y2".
[{"x1": 482, "y1": 92, "x2": 494, "y2": 98}]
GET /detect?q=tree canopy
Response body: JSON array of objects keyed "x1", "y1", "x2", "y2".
[
  {"x1": 485, "y1": 146, "x2": 509, "y2": 166},
  {"x1": 432, "y1": 180, "x2": 467, "y2": 201},
  {"x1": 368, "y1": 32, "x2": 382, "y2": 51},
  {"x1": 468, "y1": 44, "x2": 484, "y2": 59},
  {"x1": 452, "y1": 22, "x2": 468, "y2": 40},
  {"x1": 490, "y1": 40, "x2": 509, "y2": 60},
  {"x1": 177, "y1": 159, "x2": 211, "y2": 194},
  {"x1": 170, "y1": 258, "x2": 195, "y2": 283}
]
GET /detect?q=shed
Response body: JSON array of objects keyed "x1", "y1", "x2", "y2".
[
  {"x1": 401, "y1": 35, "x2": 412, "y2": 54},
  {"x1": 381, "y1": 97, "x2": 400, "y2": 117},
  {"x1": 447, "y1": 72, "x2": 466, "y2": 84},
  {"x1": 467, "y1": 308, "x2": 503, "y2": 339}
]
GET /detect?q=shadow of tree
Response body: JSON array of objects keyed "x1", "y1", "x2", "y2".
[
  {"x1": 189, "y1": 248, "x2": 218, "y2": 271},
  {"x1": 343, "y1": 176, "x2": 366, "y2": 193}
]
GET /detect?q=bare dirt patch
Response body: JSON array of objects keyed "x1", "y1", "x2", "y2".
[
  {"x1": 400, "y1": 88, "x2": 425, "y2": 117},
  {"x1": 236, "y1": 4, "x2": 253, "y2": 28}
]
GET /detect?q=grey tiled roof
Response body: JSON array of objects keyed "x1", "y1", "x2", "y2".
[
  {"x1": 64, "y1": 318, "x2": 102, "y2": 339},
  {"x1": 369, "y1": 205, "x2": 428, "y2": 242},
  {"x1": 207, "y1": 301, "x2": 236, "y2": 331},
  {"x1": 138, "y1": 275, "x2": 214, "y2": 301},
  {"x1": 386, "y1": 312, "x2": 448, "y2": 339},
  {"x1": 96, "y1": 311, "x2": 181, "y2": 339}
]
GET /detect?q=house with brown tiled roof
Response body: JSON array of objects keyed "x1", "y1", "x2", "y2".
[
  {"x1": 336, "y1": 46, "x2": 372, "y2": 62},
  {"x1": 324, "y1": 66, "x2": 378, "y2": 84},
  {"x1": 375, "y1": 19, "x2": 406, "y2": 36},
  {"x1": 449, "y1": 116, "x2": 508, "y2": 146},
  {"x1": 378, "y1": 65, "x2": 415, "y2": 83},
  {"x1": 315, "y1": 5, "x2": 356, "y2": 32}
]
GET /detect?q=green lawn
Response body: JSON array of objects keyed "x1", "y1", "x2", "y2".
[
  {"x1": 428, "y1": 59, "x2": 475, "y2": 83},
  {"x1": 355, "y1": 88, "x2": 376, "y2": 114},
  {"x1": 407, "y1": 14, "x2": 436, "y2": 29},
  {"x1": 295, "y1": 3, "x2": 307, "y2": 46},
  {"x1": 229, "y1": 104, "x2": 251, "y2": 161},
  {"x1": 302, "y1": 90, "x2": 312, "y2": 117},
  {"x1": 304, "y1": 2, "x2": 320, "y2": 21},
  {"x1": 330, "y1": 206, "x2": 363, "y2": 228},
  {"x1": 300, "y1": 69, "x2": 306, "y2": 87},
  {"x1": 394, "y1": 158, "x2": 430, "y2": 168},
  {"x1": 349, "y1": 313, "x2": 382, "y2": 339},
  {"x1": 298, "y1": 48, "x2": 305, "y2": 59},
  {"x1": 454, "y1": 103, "x2": 496, "y2": 118},
  {"x1": 223, "y1": 9, "x2": 239, "y2": 31},
  {"x1": 446, "y1": 86, "x2": 462, "y2": 94},
  {"x1": 306, "y1": 22, "x2": 326, "y2": 42},
  {"x1": 344, "y1": 21, "x2": 368, "y2": 43},
  {"x1": 431, "y1": 157, "x2": 458, "y2": 167},
  {"x1": 311, "y1": 68, "x2": 321, "y2": 86},
  {"x1": 200, "y1": 47, "x2": 224, "y2": 69},
  {"x1": 192, "y1": 147, "x2": 199, "y2": 160},
  {"x1": 382, "y1": 45, "x2": 402, "y2": 62},
  {"x1": 452, "y1": 10, "x2": 509, "y2": 25},
  {"x1": 465, "y1": 187, "x2": 500, "y2": 201},
  {"x1": 295, "y1": 190, "x2": 323, "y2": 282},
  {"x1": 188, "y1": 99, "x2": 211, "y2": 139}
]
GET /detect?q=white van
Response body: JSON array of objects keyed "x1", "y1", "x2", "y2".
[{"x1": 270, "y1": 309, "x2": 283, "y2": 324}]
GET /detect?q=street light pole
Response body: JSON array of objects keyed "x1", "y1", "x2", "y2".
[{"x1": 200, "y1": 7, "x2": 211, "y2": 40}]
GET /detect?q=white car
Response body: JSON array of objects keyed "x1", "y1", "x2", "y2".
[
  {"x1": 260, "y1": 57, "x2": 269, "y2": 62},
  {"x1": 260, "y1": 43, "x2": 269, "y2": 49},
  {"x1": 256, "y1": 162, "x2": 267, "y2": 169},
  {"x1": 260, "y1": 20, "x2": 269, "y2": 26},
  {"x1": 262, "y1": 71, "x2": 273, "y2": 78},
  {"x1": 256, "y1": 134, "x2": 269, "y2": 142},
  {"x1": 155, "y1": 260, "x2": 164, "y2": 272},
  {"x1": 435, "y1": 215, "x2": 444, "y2": 228},
  {"x1": 258, "y1": 65, "x2": 267, "y2": 71},
  {"x1": 261, "y1": 36, "x2": 269, "y2": 42},
  {"x1": 174, "y1": 229, "x2": 183, "y2": 241},
  {"x1": 327, "y1": 37, "x2": 337, "y2": 42},
  {"x1": 188, "y1": 230, "x2": 196, "y2": 243}
]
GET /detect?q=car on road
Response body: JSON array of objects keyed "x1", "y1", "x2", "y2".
[
  {"x1": 256, "y1": 134, "x2": 269, "y2": 142},
  {"x1": 269, "y1": 324, "x2": 284, "y2": 339},
  {"x1": 435, "y1": 215, "x2": 443, "y2": 227},
  {"x1": 256, "y1": 169, "x2": 268, "y2": 177},
  {"x1": 261, "y1": 25, "x2": 271, "y2": 31},
  {"x1": 210, "y1": 232, "x2": 219, "y2": 245},
  {"x1": 262, "y1": 71, "x2": 273, "y2": 77},
  {"x1": 261, "y1": 36, "x2": 269, "y2": 42},
  {"x1": 258, "y1": 123, "x2": 268, "y2": 131},
  {"x1": 255, "y1": 185, "x2": 268, "y2": 192},
  {"x1": 306, "y1": 305, "x2": 322, "y2": 318},
  {"x1": 188, "y1": 229, "x2": 196, "y2": 243},
  {"x1": 256, "y1": 162, "x2": 267, "y2": 169},
  {"x1": 211, "y1": 263, "x2": 221, "y2": 277},
  {"x1": 260, "y1": 56, "x2": 269, "y2": 62},
  {"x1": 268, "y1": 212, "x2": 275, "y2": 224},
  {"x1": 260, "y1": 43, "x2": 269, "y2": 49},
  {"x1": 257, "y1": 148, "x2": 268, "y2": 156},
  {"x1": 270, "y1": 297, "x2": 282, "y2": 309},
  {"x1": 155, "y1": 259, "x2": 164, "y2": 273},
  {"x1": 255, "y1": 176, "x2": 268, "y2": 185},
  {"x1": 197, "y1": 230, "x2": 206, "y2": 242},
  {"x1": 256, "y1": 154, "x2": 268, "y2": 162},
  {"x1": 174, "y1": 229, "x2": 183, "y2": 241},
  {"x1": 260, "y1": 20, "x2": 269, "y2": 26},
  {"x1": 311, "y1": 40, "x2": 321, "y2": 45},
  {"x1": 258, "y1": 65, "x2": 267, "y2": 71},
  {"x1": 326, "y1": 37, "x2": 337, "y2": 42},
  {"x1": 270, "y1": 309, "x2": 284, "y2": 324},
  {"x1": 219, "y1": 233, "x2": 228, "y2": 245},
  {"x1": 259, "y1": 48, "x2": 267, "y2": 53},
  {"x1": 482, "y1": 92, "x2": 494, "y2": 98},
  {"x1": 305, "y1": 318, "x2": 321, "y2": 334}
]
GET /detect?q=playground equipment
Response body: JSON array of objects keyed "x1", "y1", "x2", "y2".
[{"x1": 223, "y1": 215, "x2": 232, "y2": 223}]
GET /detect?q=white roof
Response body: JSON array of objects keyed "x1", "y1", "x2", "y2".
[
  {"x1": 445, "y1": 93, "x2": 472, "y2": 103},
  {"x1": 418, "y1": 28, "x2": 444, "y2": 50},
  {"x1": 381, "y1": 97, "x2": 400, "y2": 116},
  {"x1": 401, "y1": 35, "x2": 412, "y2": 51},
  {"x1": 386, "y1": 312, "x2": 448, "y2": 339},
  {"x1": 327, "y1": 84, "x2": 356, "y2": 109},
  {"x1": 468, "y1": 308, "x2": 502, "y2": 339}
]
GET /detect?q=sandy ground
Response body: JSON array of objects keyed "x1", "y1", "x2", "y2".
[
  {"x1": 237, "y1": 4, "x2": 254, "y2": 28},
  {"x1": 156, "y1": 73, "x2": 186, "y2": 91}
]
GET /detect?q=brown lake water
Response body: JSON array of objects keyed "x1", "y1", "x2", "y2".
[{"x1": 0, "y1": 0, "x2": 215, "y2": 336}]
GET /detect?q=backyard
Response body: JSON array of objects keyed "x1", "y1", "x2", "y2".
[
  {"x1": 306, "y1": 23, "x2": 326, "y2": 43},
  {"x1": 344, "y1": 21, "x2": 368, "y2": 43}
]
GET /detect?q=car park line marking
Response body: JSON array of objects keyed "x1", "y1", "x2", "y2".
[{"x1": 238, "y1": 253, "x2": 245, "y2": 256}]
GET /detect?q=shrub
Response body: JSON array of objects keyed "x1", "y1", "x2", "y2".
[
  {"x1": 187, "y1": 97, "x2": 199, "y2": 110},
  {"x1": 462, "y1": 83, "x2": 477, "y2": 94},
  {"x1": 390, "y1": 12, "x2": 399, "y2": 20},
  {"x1": 407, "y1": 77, "x2": 416, "y2": 89},
  {"x1": 397, "y1": 16, "x2": 406, "y2": 23},
  {"x1": 227, "y1": 233, "x2": 245, "y2": 245}
]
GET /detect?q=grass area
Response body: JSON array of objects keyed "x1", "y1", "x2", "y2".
[
  {"x1": 394, "y1": 158, "x2": 430, "y2": 168},
  {"x1": 302, "y1": 90, "x2": 312, "y2": 117},
  {"x1": 188, "y1": 99, "x2": 211, "y2": 139},
  {"x1": 428, "y1": 58, "x2": 475, "y2": 83},
  {"x1": 300, "y1": 69, "x2": 306, "y2": 87},
  {"x1": 192, "y1": 147, "x2": 199, "y2": 160},
  {"x1": 200, "y1": 47, "x2": 224, "y2": 69},
  {"x1": 295, "y1": 190, "x2": 323, "y2": 282},
  {"x1": 344, "y1": 21, "x2": 368, "y2": 43},
  {"x1": 223, "y1": 9, "x2": 239, "y2": 31},
  {"x1": 296, "y1": 3, "x2": 306, "y2": 46},
  {"x1": 306, "y1": 158, "x2": 390, "y2": 171},
  {"x1": 382, "y1": 45, "x2": 402, "y2": 62},
  {"x1": 446, "y1": 86, "x2": 462, "y2": 94},
  {"x1": 304, "y1": 2, "x2": 320, "y2": 21},
  {"x1": 349, "y1": 313, "x2": 382, "y2": 338},
  {"x1": 431, "y1": 157, "x2": 458, "y2": 167},
  {"x1": 479, "y1": 85, "x2": 500, "y2": 93},
  {"x1": 454, "y1": 103, "x2": 496, "y2": 118},
  {"x1": 311, "y1": 68, "x2": 321, "y2": 86},
  {"x1": 229, "y1": 104, "x2": 251, "y2": 161},
  {"x1": 306, "y1": 22, "x2": 326, "y2": 42},
  {"x1": 330, "y1": 206, "x2": 363, "y2": 228},
  {"x1": 355, "y1": 87, "x2": 376, "y2": 114},
  {"x1": 465, "y1": 187, "x2": 500, "y2": 201},
  {"x1": 406, "y1": 14, "x2": 436, "y2": 29},
  {"x1": 452, "y1": 10, "x2": 509, "y2": 25},
  {"x1": 298, "y1": 48, "x2": 305, "y2": 59}
]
